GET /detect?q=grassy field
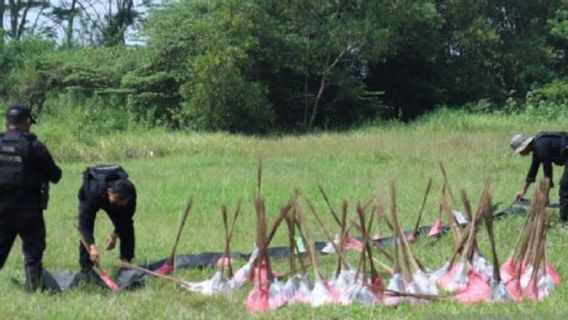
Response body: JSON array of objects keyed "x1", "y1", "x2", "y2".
[{"x1": 1, "y1": 111, "x2": 568, "y2": 319}]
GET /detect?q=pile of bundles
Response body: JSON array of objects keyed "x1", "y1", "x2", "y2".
[
  {"x1": 500, "y1": 180, "x2": 561, "y2": 301},
  {"x1": 432, "y1": 179, "x2": 561, "y2": 303},
  {"x1": 245, "y1": 190, "x2": 396, "y2": 311},
  {"x1": 116, "y1": 172, "x2": 560, "y2": 313}
]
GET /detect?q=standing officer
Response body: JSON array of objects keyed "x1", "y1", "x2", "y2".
[
  {"x1": 511, "y1": 132, "x2": 568, "y2": 222},
  {"x1": 77, "y1": 164, "x2": 137, "y2": 276},
  {"x1": 0, "y1": 104, "x2": 62, "y2": 291}
]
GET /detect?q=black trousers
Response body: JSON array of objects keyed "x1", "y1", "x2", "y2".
[
  {"x1": 559, "y1": 165, "x2": 568, "y2": 222},
  {"x1": 0, "y1": 216, "x2": 45, "y2": 272},
  {"x1": 79, "y1": 231, "x2": 134, "y2": 270}
]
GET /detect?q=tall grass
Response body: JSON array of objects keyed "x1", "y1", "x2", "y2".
[{"x1": 29, "y1": 107, "x2": 568, "y2": 163}]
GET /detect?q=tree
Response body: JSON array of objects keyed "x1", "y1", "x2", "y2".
[
  {"x1": 259, "y1": 0, "x2": 389, "y2": 129},
  {"x1": 49, "y1": 0, "x2": 79, "y2": 47},
  {"x1": 100, "y1": 0, "x2": 136, "y2": 46},
  {"x1": 3, "y1": 0, "x2": 49, "y2": 40},
  {"x1": 69, "y1": 0, "x2": 138, "y2": 46},
  {"x1": 549, "y1": 3, "x2": 568, "y2": 75},
  {"x1": 365, "y1": 0, "x2": 566, "y2": 117},
  {"x1": 145, "y1": 0, "x2": 274, "y2": 131},
  {"x1": 1, "y1": 1, "x2": 5, "y2": 43},
  {"x1": 142, "y1": 0, "x2": 390, "y2": 131}
]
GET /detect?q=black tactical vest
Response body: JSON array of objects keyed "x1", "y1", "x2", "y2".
[
  {"x1": 536, "y1": 131, "x2": 568, "y2": 157},
  {"x1": 0, "y1": 133, "x2": 42, "y2": 190},
  {"x1": 535, "y1": 131, "x2": 568, "y2": 141},
  {"x1": 83, "y1": 164, "x2": 129, "y2": 194}
]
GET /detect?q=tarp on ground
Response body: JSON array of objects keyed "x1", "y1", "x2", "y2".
[{"x1": 494, "y1": 197, "x2": 558, "y2": 218}]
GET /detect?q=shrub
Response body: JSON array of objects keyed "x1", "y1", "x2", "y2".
[{"x1": 524, "y1": 79, "x2": 568, "y2": 119}]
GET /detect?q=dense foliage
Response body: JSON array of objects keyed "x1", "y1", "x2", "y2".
[{"x1": 1, "y1": 0, "x2": 568, "y2": 132}]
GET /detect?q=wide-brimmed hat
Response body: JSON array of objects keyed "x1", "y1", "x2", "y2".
[{"x1": 510, "y1": 133, "x2": 534, "y2": 154}]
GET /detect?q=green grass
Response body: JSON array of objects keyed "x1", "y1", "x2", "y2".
[{"x1": 1, "y1": 110, "x2": 568, "y2": 319}]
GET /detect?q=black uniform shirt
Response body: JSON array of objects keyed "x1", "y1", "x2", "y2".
[
  {"x1": 78, "y1": 180, "x2": 137, "y2": 246},
  {"x1": 526, "y1": 132, "x2": 568, "y2": 186},
  {"x1": 0, "y1": 130, "x2": 61, "y2": 216}
]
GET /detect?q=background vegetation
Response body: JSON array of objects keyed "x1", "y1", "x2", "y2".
[{"x1": 2, "y1": 0, "x2": 568, "y2": 133}]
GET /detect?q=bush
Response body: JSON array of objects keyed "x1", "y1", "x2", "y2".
[
  {"x1": 527, "y1": 79, "x2": 568, "y2": 105},
  {"x1": 524, "y1": 79, "x2": 568, "y2": 120},
  {"x1": 0, "y1": 37, "x2": 56, "y2": 105},
  {"x1": 181, "y1": 50, "x2": 274, "y2": 133}
]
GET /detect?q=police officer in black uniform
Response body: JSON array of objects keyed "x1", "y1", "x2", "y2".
[
  {"x1": 511, "y1": 132, "x2": 568, "y2": 221},
  {"x1": 0, "y1": 104, "x2": 62, "y2": 291},
  {"x1": 77, "y1": 165, "x2": 136, "y2": 274}
]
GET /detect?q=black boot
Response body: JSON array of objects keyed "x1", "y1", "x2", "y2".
[{"x1": 24, "y1": 264, "x2": 43, "y2": 292}]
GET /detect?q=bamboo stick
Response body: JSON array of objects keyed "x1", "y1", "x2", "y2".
[
  {"x1": 118, "y1": 261, "x2": 188, "y2": 287},
  {"x1": 165, "y1": 196, "x2": 193, "y2": 266},
  {"x1": 412, "y1": 177, "x2": 433, "y2": 238}
]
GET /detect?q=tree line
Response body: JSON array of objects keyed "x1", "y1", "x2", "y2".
[{"x1": 1, "y1": 0, "x2": 568, "y2": 133}]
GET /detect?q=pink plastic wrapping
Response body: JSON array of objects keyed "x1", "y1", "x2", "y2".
[
  {"x1": 522, "y1": 278, "x2": 539, "y2": 301},
  {"x1": 99, "y1": 271, "x2": 120, "y2": 292},
  {"x1": 504, "y1": 278, "x2": 523, "y2": 301},
  {"x1": 435, "y1": 262, "x2": 460, "y2": 290},
  {"x1": 500, "y1": 257, "x2": 517, "y2": 283},
  {"x1": 345, "y1": 235, "x2": 364, "y2": 252},
  {"x1": 369, "y1": 276, "x2": 385, "y2": 301},
  {"x1": 268, "y1": 279, "x2": 287, "y2": 309},
  {"x1": 545, "y1": 263, "x2": 561, "y2": 286},
  {"x1": 372, "y1": 232, "x2": 382, "y2": 241},
  {"x1": 246, "y1": 284, "x2": 270, "y2": 313},
  {"x1": 407, "y1": 233, "x2": 417, "y2": 243},
  {"x1": 154, "y1": 262, "x2": 175, "y2": 275},
  {"x1": 233, "y1": 248, "x2": 259, "y2": 287},
  {"x1": 216, "y1": 256, "x2": 235, "y2": 269},
  {"x1": 472, "y1": 252, "x2": 492, "y2": 283},
  {"x1": 454, "y1": 272, "x2": 491, "y2": 304},
  {"x1": 428, "y1": 218, "x2": 443, "y2": 237}
]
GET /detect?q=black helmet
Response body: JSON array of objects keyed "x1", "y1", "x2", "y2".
[{"x1": 5, "y1": 104, "x2": 36, "y2": 124}]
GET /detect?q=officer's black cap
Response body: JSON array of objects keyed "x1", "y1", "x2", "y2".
[{"x1": 5, "y1": 104, "x2": 36, "y2": 124}]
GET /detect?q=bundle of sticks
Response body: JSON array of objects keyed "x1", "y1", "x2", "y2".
[
  {"x1": 154, "y1": 196, "x2": 193, "y2": 275},
  {"x1": 500, "y1": 180, "x2": 561, "y2": 301},
  {"x1": 384, "y1": 181, "x2": 439, "y2": 306},
  {"x1": 428, "y1": 163, "x2": 475, "y2": 239},
  {"x1": 182, "y1": 202, "x2": 241, "y2": 295},
  {"x1": 434, "y1": 184, "x2": 492, "y2": 294}
]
